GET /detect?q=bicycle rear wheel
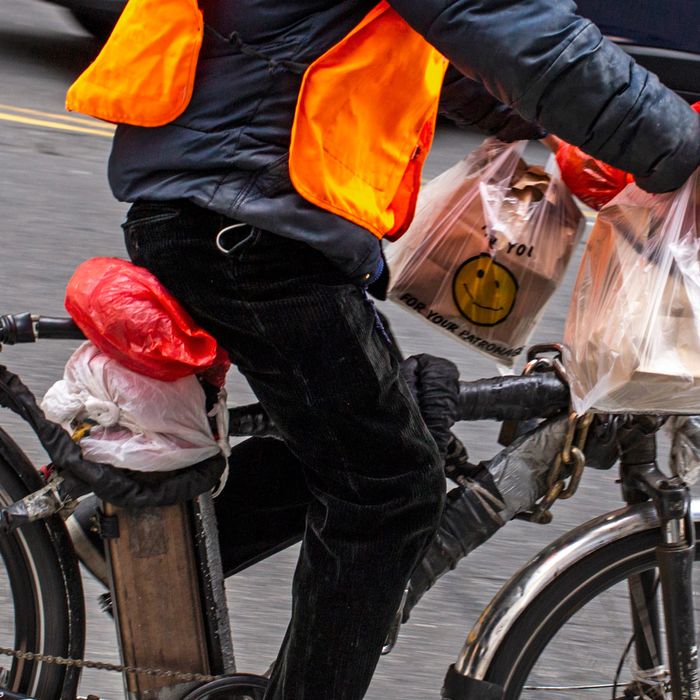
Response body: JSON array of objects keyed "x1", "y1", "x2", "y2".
[
  {"x1": 0, "y1": 427, "x2": 84, "y2": 700},
  {"x1": 482, "y1": 520, "x2": 700, "y2": 699}
]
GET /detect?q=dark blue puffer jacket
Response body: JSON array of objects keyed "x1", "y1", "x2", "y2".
[{"x1": 109, "y1": 0, "x2": 700, "y2": 282}]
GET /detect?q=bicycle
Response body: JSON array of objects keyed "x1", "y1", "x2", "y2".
[{"x1": 0, "y1": 312, "x2": 697, "y2": 700}]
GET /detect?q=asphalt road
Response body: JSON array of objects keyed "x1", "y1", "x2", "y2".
[{"x1": 0, "y1": 2, "x2": 678, "y2": 698}]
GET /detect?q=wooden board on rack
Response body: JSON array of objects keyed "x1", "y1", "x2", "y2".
[{"x1": 104, "y1": 501, "x2": 210, "y2": 699}]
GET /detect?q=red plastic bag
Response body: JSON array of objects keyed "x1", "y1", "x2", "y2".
[
  {"x1": 65, "y1": 257, "x2": 229, "y2": 383},
  {"x1": 553, "y1": 140, "x2": 633, "y2": 210},
  {"x1": 552, "y1": 101, "x2": 700, "y2": 210}
]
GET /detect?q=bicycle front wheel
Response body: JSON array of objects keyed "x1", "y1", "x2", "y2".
[
  {"x1": 482, "y1": 519, "x2": 700, "y2": 699},
  {"x1": 0, "y1": 427, "x2": 84, "y2": 700}
]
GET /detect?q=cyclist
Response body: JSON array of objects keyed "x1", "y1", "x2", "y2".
[{"x1": 65, "y1": 1, "x2": 700, "y2": 698}]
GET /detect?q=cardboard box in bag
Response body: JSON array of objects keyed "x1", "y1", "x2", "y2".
[
  {"x1": 389, "y1": 156, "x2": 584, "y2": 366},
  {"x1": 565, "y1": 192, "x2": 700, "y2": 414}
]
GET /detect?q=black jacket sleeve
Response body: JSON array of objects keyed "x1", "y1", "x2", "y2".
[
  {"x1": 439, "y1": 65, "x2": 546, "y2": 141},
  {"x1": 391, "y1": 0, "x2": 700, "y2": 193}
]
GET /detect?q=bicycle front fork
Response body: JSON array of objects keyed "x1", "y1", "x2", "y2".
[{"x1": 620, "y1": 417, "x2": 700, "y2": 700}]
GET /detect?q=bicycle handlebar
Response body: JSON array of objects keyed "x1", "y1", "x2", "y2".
[
  {"x1": 36, "y1": 316, "x2": 85, "y2": 340},
  {"x1": 457, "y1": 373, "x2": 569, "y2": 421},
  {"x1": 0, "y1": 313, "x2": 569, "y2": 433},
  {"x1": 0, "y1": 313, "x2": 84, "y2": 344},
  {"x1": 227, "y1": 373, "x2": 570, "y2": 437}
]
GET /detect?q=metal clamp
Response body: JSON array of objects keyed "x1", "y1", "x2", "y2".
[
  {"x1": 96, "y1": 510, "x2": 120, "y2": 540},
  {"x1": 215, "y1": 223, "x2": 249, "y2": 254},
  {"x1": 523, "y1": 343, "x2": 568, "y2": 387}
]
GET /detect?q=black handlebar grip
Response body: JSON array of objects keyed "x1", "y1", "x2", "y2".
[
  {"x1": 0, "y1": 313, "x2": 35, "y2": 344},
  {"x1": 457, "y1": 373, "x2": 569, "y2": 422}
]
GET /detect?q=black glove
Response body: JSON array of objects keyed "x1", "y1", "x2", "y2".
[{"x1": 400, "y1": 353, "x2": 460, "y2": 455}]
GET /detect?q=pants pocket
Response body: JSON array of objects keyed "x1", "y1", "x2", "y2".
[{"x1": 122, "y1": 202, "x2": 182, "y2": 229}]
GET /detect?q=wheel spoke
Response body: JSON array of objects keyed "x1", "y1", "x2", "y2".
[{"x1": 524, "y1": 682, "x2": 619, "y2": 690}]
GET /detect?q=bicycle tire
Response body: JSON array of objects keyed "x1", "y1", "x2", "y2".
[
  {"x1": 0, "y1": 426, "x2": 84, "y2": 700},
  {"x1": 481, "y1": 519, "x2": 700, "y2": 699}
]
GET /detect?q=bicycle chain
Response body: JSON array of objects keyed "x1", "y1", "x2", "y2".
[
  {"x1": 520, "y1": 349, "x2": 593, "y2": 524},
  {"x1": 528, "y1": 410, "x2": 593, "y2": 524},
  {"x1": 0, "y1": 646, "x2": 227, "y2": 683}
]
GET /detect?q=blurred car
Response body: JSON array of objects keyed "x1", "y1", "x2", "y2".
[
  {"x1": 47, "y1": 0, "x2": 700, "y2": 103},
  {"x1": 576, "y1": 0, "x2": 700, "y2": 102}
]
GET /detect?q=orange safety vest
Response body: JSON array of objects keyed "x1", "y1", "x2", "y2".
[
  {"x1": 66, "y1": 0, "x2": 204, "y2": 127},
  {"x1": 66, "y1": 1, "x2": 447, "y2": 240}
]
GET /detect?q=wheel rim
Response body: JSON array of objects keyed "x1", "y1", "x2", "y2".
[{"x1": 498, "y1": 545, "x2": 698, "y2": 699}]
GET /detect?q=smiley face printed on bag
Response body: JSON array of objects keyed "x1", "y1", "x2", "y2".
[{"x1": 452, "y1": 254, "x2": 518, "y2": 326}]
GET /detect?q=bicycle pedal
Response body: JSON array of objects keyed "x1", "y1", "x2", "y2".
[
  {"x1": 381, "y1": 588, "x2": 408, "y2": 655},
  {"x1": 381, "y1": 612, "x2": 401, "y2": 655}
]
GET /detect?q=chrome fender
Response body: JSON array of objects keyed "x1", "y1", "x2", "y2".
[{"x1": 452, "y1": 498, "x2": 700, "y2": 681}]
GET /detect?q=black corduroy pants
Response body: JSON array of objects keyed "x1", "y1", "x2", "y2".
[{"x1": 122, "y1": 200, "x2": 444, "y2": 700}]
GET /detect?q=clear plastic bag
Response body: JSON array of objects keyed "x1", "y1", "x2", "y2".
[
  {"x1": 41, "y1": 342, "x2": 227, "y2": 472},
  {"x1": 564, "y1": 169, "x2": 700, "y2": 413},
  {"x1": 386, "y1": 139, "x2": 584, "y2": 366}
]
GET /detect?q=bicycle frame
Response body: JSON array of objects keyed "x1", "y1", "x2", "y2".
[
  {"x1": 620, "y1": 419, "x2": 699, "y2": 699},
  {"x1": 0, "y1": 313, "x2": 698, "y2": 699}
]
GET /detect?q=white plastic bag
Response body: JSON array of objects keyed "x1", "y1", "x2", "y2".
[
  {"x1": 386, "y1": 139, "x2": 584, "y2": 366},
  {"x1": 42, "y1": 342, "x2": 226, "y2": 472},
  {"x1": 565, "y1": 169, "x2": 700, "y2": 414}
]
